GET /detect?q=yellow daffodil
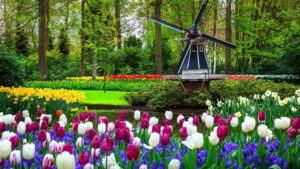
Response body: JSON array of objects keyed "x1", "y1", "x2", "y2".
[{"x1": 235, "y1": 112, "x2": 241, "y2": 118}]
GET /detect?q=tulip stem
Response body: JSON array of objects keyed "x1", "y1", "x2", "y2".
[{"x1": 106, "y1": 152, "x2": 108, "y2": 169}]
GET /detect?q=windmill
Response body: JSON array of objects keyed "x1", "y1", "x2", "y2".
[{"x1": 151, "y1": 0, "x2": 236, "y2": 90}]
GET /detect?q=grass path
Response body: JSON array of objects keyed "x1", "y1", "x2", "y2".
[{"x1": 76, "y1": 90, "x2": 129, "y2": 105}]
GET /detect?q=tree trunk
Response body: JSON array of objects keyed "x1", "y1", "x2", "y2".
[
  {"x1": 92, "y1": 17, "x2": 97, "y2": 81},
  {"x1": 38, "y1": 0, "x2": 48, "y2": 79},
  {"x1": 225, "y1": 0, "x2": 232, "y2": 74},
  {"x1": 115, "y1": 0, "x2": 122, "y2": 49},
  {"x1": 213, "y1": 0, "x2": 218, "y2": 74},
  {"x1": 3, "y1": 0, "x2": 13, "y2": 48},
  {"x1": 154, "y1": 0, "x2": 162, "y2": 74},
  {"x1": 81, "y1": 0, "x2": 85, "y2": 76},
  {"x1": 235, "y1": 0, "x2": 240, "y2": 72},
  {"x1": 46, "y1": 0, "x2": 49, "y2": 50}
]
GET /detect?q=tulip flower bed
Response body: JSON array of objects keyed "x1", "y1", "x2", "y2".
[
  {"x1": 0, "y1": 86, "x2": 84, "y2": 121},
  {"x1": 0, "y1": 89, "x2": 300, "y2": 169}
]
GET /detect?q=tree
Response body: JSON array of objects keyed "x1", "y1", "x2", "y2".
[
  {"x1": 225, "y1": 0, "x2": 232, "y2": 74},
  {"x1": 58, "y1": 27, "x2": 70, "y2": 56},
  {"x1": 38, "y1": 0, "x2": 48, "y2": 79},
  {"x1": 15, "y1": 28, "x2": 30, "y2": 56},
  {"x1": 81, "y1": 0, "x2": 86, "y2": 76},
  {"x1": 115, "y1": 0, "x2": 122, "y2": 49},
  {"x1": 151, "y1": 0, "x2": 162, "y2": 74}
]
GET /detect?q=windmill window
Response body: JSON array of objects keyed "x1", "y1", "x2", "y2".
[
  {"x1": 199, "y1": 45, "x2": 204, "y2": 52},
  {"x1": 192, "y1": 45, "x2": 197, "y2": 52}
]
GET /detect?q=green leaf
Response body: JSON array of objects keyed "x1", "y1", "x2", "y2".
[
  {"x1": 269, "y1": 164, "x2": 282, "y2": 169},
  {"x1": 219, "y1": 155, "x2": 226, "y2": 169}
]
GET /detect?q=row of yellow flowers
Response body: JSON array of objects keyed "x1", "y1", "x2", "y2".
[{"x1": 0, "y1": 86, "x2": 85, "y2": 103}]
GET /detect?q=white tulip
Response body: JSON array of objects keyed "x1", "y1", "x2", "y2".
[
  {"x1": 177, "y1": 115, "x2": 184, "y2": 124},
  {"x1": 230, "y1": 117, "x2": 239, "y2": 127},
  {"x1": 165, "y1": 111, "x2": 173, "y2": 120},
  {"x1": 85, "y1": 122, "x2": 93, "y2": 131},
  {"x1": 241, "y1": 116, "x2": 256, "y2": 133},
  {"x1": 22, "y1": 110, "x2": 29, "y2": 118},
  {"x1": 107, "y1": 122, "x2": 115, "y2": 133},
  {"x1": 149, "y1": 117, "x2": 158, "y2": 126},
  {"x1": 205, "y1": 115, "x2": 214, "y2": 128},
  {"x1": 0, "y1": 139, "x2": 12, "y2": 158},
  {"x1": 280, "y1": 117, "x2": 291, "y2": 129},
  {"x1": 83, "y1": 163, "x2": 94, "y2": 169},
  {"x1": 188, "y1": 117, "x2": 193, "y2": 124},
  {"x1": 24, "y1": 117, "x2": 32, "y2": 124},
  {"x1": 76, "y1": 137, "x2": 84, "y2": 147},
  {"x1": 42, "y1": 154, "x2": 54, "y2": 169},
  {"x1": 78, "y1": 123, "x2": 87, "y2": 135},
  {"x1": 125, "y1": 121, "x2": 133, "y2": 131},
  {"x1": 168, "y1": 159, "x2": 180, "y2": 169},
  {"x1": 102, "y1": 153, "x2": 117, "y2": 169},
  {"x1": 201, "y1": 113, "x2": 208, "y2": 122},
  {"x1": 208, "y1": 131, "x2": 219, "y2": 146},
  {"x1": 133, "y1": 137, "x2": 141, "y2": 146},
  {"x1": 0, "y1": 112, "x2": 3, "y2": 116},
  {"x1": 182, "y1": 132, "x2": 204, "y2": 149},
  {"x1": 58, "y1": 121, "x2": 65, "y2": 128},
  {"x1": 10, "y1": 150, "x2": 21, "y2": 165},
  {"x1": 0, "y1": 116, "x2": 3, "y2": 123},
  {"x1": 143, "y1": 132, "x2": 160, "y2": 149},
  {"x1": 110, "y1": 164, "x2": 122, "y2": 169},
  {"x1": 186, "y1": 124, "x2": 197, "y2": 136},
  {"x1": 274, "y1": 118, "x2": 281, "y2": 129},
  {"x1": 98, "y1": 123, "x2": 106, "y2": 134},
  {"x1": 56, "y1": 152, "x2": 75, "y2": 169},
  {"x1": 134, "y1": 110, "x2": 141, "y2": 120},
  {"x1": 139, "y1": 165, "x2": 148, "y2": 169},
  {"x1": 206, "y1": 100, "x2": 212, "y2": 107},
  {"x1": 17, "y1": 121, "x2": 26, "y2": 135},
  {"x1": 23, "y1": 143, "x2": 35, "y2": 160},
  {"x1": 3, "y1": 114, "x2": 16, "y2": 125},
  {"x1": 147, "y1": 125, "x2": 153, "y2": 135},
  {"x1": 1, "y1": 131, "x2": 16, "y2": 140},
  {"x1": 257, "y1": 124, "x2": 268, "y2": 138}
]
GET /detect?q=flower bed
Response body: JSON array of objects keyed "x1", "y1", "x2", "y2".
[
  {"x1": 66, "y1": 75, "x2": 163, "y2": 81},
  {"x1": 0, "y1": 89, "x2": 299, "y2": 168},
  {"x1": 0, "y1": 86, "x2": 84, "y2": 121}
]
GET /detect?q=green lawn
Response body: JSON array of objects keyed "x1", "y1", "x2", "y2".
[{"x1": 76, "y1": 90, "x2": 129, "y2": 105}]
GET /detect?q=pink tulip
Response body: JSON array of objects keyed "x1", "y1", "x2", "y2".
[
  {"x1": 91, "y1": 148, "x2": 100, "y2": 160},
  {"x1": 92, "y1": 136, "x2": 101, "y2": 149},
  {"x1": 228, "y1": 115, "x2": 234, "y2": 123},
  {"x1": 258, "y1": 111, "x2": 266, "y2": 122},
  {"x1": 42, "y1": 154, "x2": 54, "y2": 169},
  {"x1": 217, "y1": 125, "x2": 229, "y2": 141},
  {"x1": 288, "y1": 127, "x2": 297, "y2": 138}
]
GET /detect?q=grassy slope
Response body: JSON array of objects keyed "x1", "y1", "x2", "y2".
[{"x1": 77, "y1": 90, "x2": 129, "y2": 105}]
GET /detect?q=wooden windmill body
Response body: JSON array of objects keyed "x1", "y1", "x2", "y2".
[{"x1": 152, "y1": 0, "x2": 237, "y2": 91}]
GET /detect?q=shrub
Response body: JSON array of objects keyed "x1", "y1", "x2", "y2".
[
  {"x1": 125, "y1": 80, "x2": 184, "y2": 110},
  {"x1": 186, "y1": 89, "x2": 211, "y2": 107},
  {"x1": 0, "y1": 43, "x2": 25, "y2": 86}
]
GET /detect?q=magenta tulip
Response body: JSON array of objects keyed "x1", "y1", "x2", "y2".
[
  {"x1": 63, "y1": 143, "x2": 73, "y2": 154},
  {"x1": 161, "y1": 133, "x2": 170, "y2": 145},
  {"x1": 258, "y1": 111, "x2": 266, "y2": 122},
  {"x1": 0, "y1": 122, "x2": 6, "y2": 132},
  {"x1": 218, "y1": 118, "x2": 227, "y2": 126},
  {"x1": 193, "y1": 115, "x2": 200, "y2": 125},
  {"x1": 152, "y1": 124, "x2": 160, "y2": 133},
  {"x1": 163, "y1": 119, "x2": 171, "y2": 126},
  {"x1": 38, "y1": 130, "x2": 47, "y2": 142},
  {"x1": 9, "y1": 135, "x2": 19, "y2": 149},
  {"x1": 288, "y1": 127, "x2": 297, "y2": 138},
  {"x1": 56, "y1": 127, "x2": 65, "y2": 138},
  {"x1": 78, "y1": 152, "x2": 89, "y2": 165},
  {"x1": 217, "y1": 125, "x2": 229, "y2": 141},
  {"x1": 292, "y1": 118, "x2": 300, "y2": 130},
  {"x1": 228, "y1": 115, "x2": 234, "y2": 123},
  {"x1": 92, "y1": 136, "x2": 101, "y2": 149},
  {"x1": 87, "y1": 129, "x2": 96, "y2": 140},
  {"x1": 180, "y1": 127, "x2": 188, "y2": 139},
  {"x1": 214, "y1": 114, "x2": 221, "y2": 124},
  {"x1": 126, "y1": 144, "x2": 139, "y2": 161},
  {"x1": 141, "y1": 118, "x2": 149, "y2": 129},
  {"x1": 101, "y1": 137, "x2": 114, "y2": 152}
]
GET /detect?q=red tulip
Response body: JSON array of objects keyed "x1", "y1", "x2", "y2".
[
  {"x1": 56, "y1": 127, "x2": 65, "y2": 138},
  {"x1": 54, "y1": 121, "x2": 60, "y2": 131},
  {"x1": 288, "y1": 127, "x2": 297, "y2": 138},
  {"x1": 217, "y1": 125, "x2": 229, "y2": 141},
  {"x1": 30, "y1": 122, "x2": 39, "y2": 131},
  {"x1": 163, "y1": 125, "x2": 173, "y2": 136},
  {"x1": 161, "y1": 133, "x2": 170, "y2": 145},
  {"x1": 9, "y1": 135, "x2": 19, "y2": 149},
  {"x1": 0, "y1": 122, "x2": 6, "y2": 132},
  {"x1": 36, "y1": 109, "x2": 42, "y2": 117},
  {"x1": 25, "y1": 123, "x2": 31, "y2": 133},
  {"x1": 87, "y1": 129, "x2": 96, "y2": 140},
  {"x1": 92, "y1": 136, "x2": 101, "y2": 149},
  {"x1": 214, "y1": 114, "x2": 221, "y2": 124},
  {"x1": 80, "y1": 112, "x2": 89, "y2": 122},
  {"x1": 101, "y1": 137, "x2": 114, "y2": 152},
  {"x1": 163, "y1": 119, "x2": 171, "y2": 126},
  {"x1": 152, "y1": 124, "x2": 160, "y2": 133},
  {"x1": 228, "y1": 115, "x2": 234, "y2": 123},
  {"x1": 193, "y1": 115, "x2": 200, "y2": 125},
  {"x1": 258, "y1": 111, "x2": 266, "y2": 122},
  {"x1": 41, "y1": 120, "x2": 48, "y2": 130},
  {"x1": 38, "y1": 130, "x2": 47, "y2": 142},
  {"x1": 123, "y1": 128, "x2": 131, "y2": 143},
  {"x1": 218, "y1": 118, "x2": 227, "y2": 126},
  {"x1": 141, "y1": 118, "x2": 149, "y2": 129},
  {"x1": 78, "y1": 152, "x2": 89, "y2": 165},
  {"x1": 116, "y1": 128, "x2": 125, "y2": 140},
  {"x1": 63, "y1": 143, "x2": 73, "y2": 154},
  {"x1": 89, "y1": 112, "x2": 96, "y2": 120},
  {"x1": 180, "y1": 127, "x2": 188, "y2": 139},
  {"x1": 14, "y1": 113, "x2": 21, "y2": 122},
  {"x1": 119, "y1": 111, "x2": 127, "y2": 121},
  {"x1": 72, "y1": 122, "x2": 79, "y2": 131},
  {"x1": 126, "y1": 144, "x2": 139, "y2": 161},
  {"x1": 292, "y1": 118, "x2": 300, "y2": 130}
]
